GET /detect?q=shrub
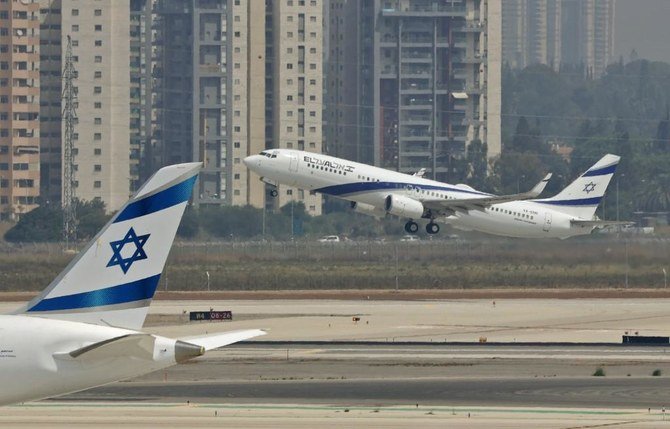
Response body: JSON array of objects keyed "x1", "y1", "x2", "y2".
[{"x1": 593, "y1": 367, "x2": 606, "y2": 377}]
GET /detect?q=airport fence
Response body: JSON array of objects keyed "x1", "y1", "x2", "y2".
[{"x1": 0, "y1": 237, "x2": 666, "y2": 292}]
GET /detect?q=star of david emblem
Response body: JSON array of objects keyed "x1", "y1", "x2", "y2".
[
  {"x1": 106, "y1": 227, "x2": 150, "y2": 274},
  {"x1": 583, "y1": 182, "x2": 597, "y2": 194}
]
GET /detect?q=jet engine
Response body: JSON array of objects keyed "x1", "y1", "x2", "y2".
[
  {"x1": 384, "y1": 194, "x2": 425, "y2": 219},
  {"x1": 350, "y1": 201, "x2": 386, "y2": 218}
]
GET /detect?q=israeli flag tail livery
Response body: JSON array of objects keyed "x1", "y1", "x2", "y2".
[
  {"x1": 538, "y1": 154, "x2": 619, "y2": 219},
  {"x1": 14, "y1": 162, "x2": 202, "y2": 330}
]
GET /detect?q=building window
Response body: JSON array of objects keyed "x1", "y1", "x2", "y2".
[
  {"x1": 234, "y1": 173, "x2": 240, "y2": 179},
  {"x1": 71, "y1": 24, "x2": 79, "y2": 32},
  {"x1": 95, "y1": 25, "x2": 102, "y2": 31},
  {"x1": 94, "y1": 40, "x2": 102, "y2": 46},
  {"x1": 234, "y1": 31, "x2": 240, "y2": 37},
  {"x1": 286, "y1": 189, "x2": 293, "y2": 195},
  {"x1": 94, "y1": 117, "x2": 101, "y2": 125},
  {"x1": 94, "y1": 102, "x2": 101, "y2": 108},
  {"x1": 94, "y1": 9, "x2": 102, "y2": 16},
  {"x1": 94, "y1": 133, "x2": 101, "y2": 140},
  {"x1": 234, "y1": 142, "x2": 240, "y2": 148},
  {"x1": 286, "y1": 63, "x2": 293, "y2": 69},
  {"x1": 94, "y1": 148, "x2": 101, "y2": 155},
  {"x1": 94, "y1": 55, "x2": 102, "y2": 63},
  {"x1": 94, "y1": 181, "x2": 101, "y2": 188},
  {"x1": 93, "y1": 86, "x2": 101, "y2": 94},
  {"x1": 94, "y1": 71, "x2": 102, "y2": 78},
  {"x1": 234, "y1": 158, "x2": 240, "y2": 164},
  {"x1": 71, "y1": 9, "x2": 79, "y2": 16},
  {"x1": 94, "y1": 164, "x2": 101, "y2": 171}
]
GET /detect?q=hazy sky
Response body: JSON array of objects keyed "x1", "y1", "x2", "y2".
[{"x1": 615, "y1": 0, "x2": 670, "y2": 63}]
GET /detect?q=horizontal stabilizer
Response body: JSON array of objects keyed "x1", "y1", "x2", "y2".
[
  {"x1": 54, "y1": 333, "x2": 155, "y2": 362},
  {"x1": 424, "y1": 173, "x2": 552, "y2": 212},
  {"x1": 179, "y1": 329, "x2": 266, "y2": 351},
  {"x1": 570, "y1": 219, "x2": 634, "y2": 228}
]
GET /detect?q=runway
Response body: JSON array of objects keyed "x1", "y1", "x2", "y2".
[
  {"x1": 64, "y1": 377, "x2": 670, "y2": 409},
  {"x1": 58, "y1": 343, "x2": 670, "y2": 409}
]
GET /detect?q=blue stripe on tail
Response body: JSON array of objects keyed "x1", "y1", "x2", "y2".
[
  {"x1": 27, "y1": 274, "x2": 161, "y2": 312},
  {"x1": 114, "y1": 175, "x2": 197, "y2": 223}
]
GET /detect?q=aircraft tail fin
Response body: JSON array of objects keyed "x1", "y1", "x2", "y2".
[
  {"x1": 536, "y1": 154, "x2": 619, "y2": 219},
  {"x1": 15, "y1": 162, "x2": 202, "y2": 330}
]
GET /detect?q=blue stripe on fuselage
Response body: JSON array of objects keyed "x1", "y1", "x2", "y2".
[
  {"x1": 582, "y1": 164, "x2": 617, "y2": 177},
  {"x1": 114, "y1": 175, "x2": 197, "y2": 223},
  {"x1": 536, "y1": 196, "x2": 602, "y2": 207},
  {"x1": 26, "y1": 274, "x2": 161, "y2": 312},
  {"x1": 315, "y1": 181, "x2": 489, "y2": 197}
]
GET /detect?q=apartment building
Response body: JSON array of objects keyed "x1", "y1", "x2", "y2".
[
  {"x1": 131, "y1": 0, "x2": 266, "y2": 208},
  {"x1": 268, "y1": 0, "x2": 323, "y2": 214},
  {"x1": 326, "y1": 0, "x2": 501, "y2": 182},
  {"x1": 502, "y1": 0, "x2": 561, "y2": 70},
  {"x1": 39, "y1": 0, "x2": 131, "y2": 213},
  {"x1": 0, "y1": 0, "x2": 41, "y2": 220},
  {"x1": 503, "y1": 0, "x2": 615, "y2": 77}
]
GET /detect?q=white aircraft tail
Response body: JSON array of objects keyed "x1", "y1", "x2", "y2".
[
  {"x1": 14, "y1": 162, "x2": 202, "y2": 330},
  {"x1": 536, "y1": 154, "x2": 619, "y2": 219}
]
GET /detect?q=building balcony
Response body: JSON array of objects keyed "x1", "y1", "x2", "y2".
[{"x1": 381, "y1": 2, "x2": 466, "y2": 17}]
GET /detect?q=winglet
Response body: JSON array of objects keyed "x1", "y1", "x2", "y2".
[{"x1": 526, "y1": 173, "x2": 552, "y2": 198}]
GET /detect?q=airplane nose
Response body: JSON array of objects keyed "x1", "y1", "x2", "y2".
[{"x1": 243, "y1": 155, "x2": 254, "y2": 168}]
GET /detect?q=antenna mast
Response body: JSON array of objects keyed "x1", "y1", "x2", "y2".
[{"x1": 62, "y1": 35, "x2": 77, "y2": 248}]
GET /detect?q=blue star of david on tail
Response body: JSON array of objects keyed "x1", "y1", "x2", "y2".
[
  {"x1": 107, "y1": 227, "x2": 150, "y2": 274},
  {"x1": 583, "y1": 182, "x2": 597, "y2": 194}
]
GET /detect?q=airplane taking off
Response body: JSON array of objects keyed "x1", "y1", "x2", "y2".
[
  {"x1": 244, "y1": 150, "x2": 627, "y2": 239},
  {"x1": 0, "y1": 162, "x2": 264, "y2": 406}
]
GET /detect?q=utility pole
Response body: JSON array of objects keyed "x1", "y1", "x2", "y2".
[{"x1": 62, "y1": 36, "x2": 78, "y2": 249}]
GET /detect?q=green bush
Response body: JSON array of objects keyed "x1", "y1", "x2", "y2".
[
  {"x1": 593, "y1": 367, "x2": 606, "y2": 377},
  {"x1": 652, "y1": 369, "x2": 662, "y2": 377}
]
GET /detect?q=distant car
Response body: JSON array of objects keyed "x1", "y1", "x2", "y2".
[
  {"x1": 318, "y1": 235, "x2": 340, "y2": 243},
  {"x1": 400, "y1": 235, "x2": 420, "y2": 242}
]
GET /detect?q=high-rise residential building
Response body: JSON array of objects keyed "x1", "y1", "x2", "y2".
[
  {"x1": 326, "y1": 0, "x2": 501, "y2": 182},
  {"x1": 131, "y1": 0, "x2": 266, "y2": 209},
  {"x1": 561, "y1": 0, "x2": 615, "y2": 77},
  {"x1": 502, "y1": 0, "x2": 561, "y2": 70},
  {"x1": 267, "y1": 0, "x2": 323, "y2": 214},
  {"x1": 502, "y1": 0, "x2": 615, "y2": 77},
  {"x1": 0, "y1": 0, "x2": 41, "y2": 220},
  {"x1": 39, "y1": 0, "x2": 131, "y2": 212}
]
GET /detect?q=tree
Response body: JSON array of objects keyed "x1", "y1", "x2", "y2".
[{"x1": 5, "y1": 205, "x2": 62, "y2": 242}]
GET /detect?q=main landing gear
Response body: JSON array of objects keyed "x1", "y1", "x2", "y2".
[
  {"x1": 404, "y1": 220, "x2": 419, "y2": 234},
  {"x1": 426, "y1": 222, "x2": 440, "y2": 235}
]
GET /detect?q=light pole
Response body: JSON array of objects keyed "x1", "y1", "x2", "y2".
[
  {"x1": 205, "y1": 271, "x2": 210, "y2": 292},
  {"x1": 664, "y1": 268, "x2": 667, "y2": 289},
  {"x1": 616, "y1": 173, "x2": 624, "y2": 225},
  {"x1": 624, "y1": 240, "x2": 629, "y2": 289}
]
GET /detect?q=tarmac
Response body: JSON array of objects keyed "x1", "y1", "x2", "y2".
[{"x1": 3, "y1": 297, "x2": 670, "y2": 427}]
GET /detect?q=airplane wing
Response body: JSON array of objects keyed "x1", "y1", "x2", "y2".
[
  {"x1": 179, "y1": 329, "x2": 266, "y2": 351},
  {"x1": 424, "y1": 173, "x2": 552, "y2": 212},
  {"x1": 54, "y1": 333, "x2": 155, "y2": 361},
  {"x1": 570, "y1": 220, "x2": 634, "y2": 228}
]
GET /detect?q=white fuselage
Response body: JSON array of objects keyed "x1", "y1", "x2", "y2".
[
  {"x1": 0, "y1": 316, "x2": 177, "y2": 406},
  {"x1": 245, "y1": 150, "x2": 595, "y2": 239}
]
